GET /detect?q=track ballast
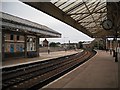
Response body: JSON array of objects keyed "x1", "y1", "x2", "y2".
[{"x1": 2, "y1": 50, "x2": 96, "y2": 90}]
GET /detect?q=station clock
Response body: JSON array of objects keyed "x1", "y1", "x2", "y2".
[{"x1": 102, "y1": 19, "x2": 113, "y2": 30}]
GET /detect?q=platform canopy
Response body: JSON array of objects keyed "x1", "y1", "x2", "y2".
[
  {"x1": 1, "y1": 12, "x2": 61, "y2": 38},
  {"x1": 21, "y1": 0, "x2": 120, "y2": 38}
]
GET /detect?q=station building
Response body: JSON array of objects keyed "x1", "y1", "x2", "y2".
[
  {"x1": 1, "y1": 12, "x2": 61, "y2": 60},
  {"x1": 43, "y1": 38, "x2": 49, "y2": 47}
]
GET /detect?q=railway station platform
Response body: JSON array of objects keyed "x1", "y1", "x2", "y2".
[
  {"x1": 43, "y1": 50, "x2": 119, "y2": 88},
  {"x1": 2, "y1": 50, "x2": 80, "y2": 68}
]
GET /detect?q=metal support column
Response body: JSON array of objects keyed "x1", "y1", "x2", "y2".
[
  {"x1": 0, "y1": 27, "x2": 2, "y2": 90},
  {"x1": 36, "y1": 36, "x2": 39, "y2": 57},
  {"x1": 115, "y1": 32, "x2": 118, "y2": 62},
  {"x1": 114, "y1": 2, "x2": 119, "y2": 62},
  {"x1": 0, "y1": 29, "x2": 2, "y2": 62},
  {"x1": 24, "y1": 34, "x2": 27, "y2": 58},
  {"x1": 110, "y1": 40, "x2": 112, "y2": 55},
  {"x1": 2, "y1": 30, "x2": 4, "y2": 60},
  {"x1": 113, "y1": 38, "x2": 116, "y2": 57}
]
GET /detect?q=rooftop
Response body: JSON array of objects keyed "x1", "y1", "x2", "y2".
[{"x1": 1, "y1": 12, "x2": 61, "y2": 38}]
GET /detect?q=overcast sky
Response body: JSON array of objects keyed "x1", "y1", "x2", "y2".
[{"x1": 1, "y1": 0, "x2": 94, "y2": 43}]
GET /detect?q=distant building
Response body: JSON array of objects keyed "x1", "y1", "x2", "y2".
[
  {"x1": 43, "y1": 39, "x2": 49, "y2": 47},
  {"x1": 61, "y1": 43, "x2": 78, "y2": 50},
  {"x1": 82, "y1": 41, "x2": 92, "y2": 49},
  {"x1": 91, "y1": 38, "x2": 106, "y2": 50}
]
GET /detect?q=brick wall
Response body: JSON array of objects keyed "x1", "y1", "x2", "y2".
[{"x1": 4, "y1": 33, "x2": 25, "y2": 52}]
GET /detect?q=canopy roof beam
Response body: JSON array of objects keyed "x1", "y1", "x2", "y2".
[
  {"x1": 68, "y1": 1, "x2": 96, "y2": 15},
  {"x1": 77, "y1": 5, "x2": 106, "y2": 22},
  {"x1": 21, "y1": 1, "x2": 120, "y2": 38},
  {"x1": 68, "y1": 11, "x2": 106, "y2": 15},
  {"x1": 22, "y1": 2, "x2": 93, "y2": 37},
  {"x1": 82, "y1": 12, "x2": 106, "y2": 27},
  {"x1": 83, "y1": 1, "x2": 100, "y2": 31},
  {"x1": 65, "y1": 2, "x2": 84, "y2": 14}
]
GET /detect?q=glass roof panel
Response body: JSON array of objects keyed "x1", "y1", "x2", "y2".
[
  {"x1": 68, "y1": 5, "x2": 86, "y2": 14},
  {"x1": 50, "y1": 0, "x2": 59, "y2": 3},
  {"x1": 93, "y1": 2, "x2": 106, "y2": 12},
  {"x1": 71, "y1": 15, "x2": 80, "y2": 19},
  {"x1": 51, "y1": 0, "x2": 108, "y2": 36},
  {"x1": 74, "y1": 16, "x2": 84, "y2": 21},
  {"x1": 63, "y1": 1, "x2": 82, "y2": 12},
  {"x1": 81, "y1": 18, "x2": 93, "y2": 22},
  {"x1": 69, "y1": 2, "x2": 96, "y2": 15},
  {"x1": 79, "y1": 14, "x2": 91, "y2": 21},
  {"x1": 80, "y1": 22, "x2": 94, "y2": 26},
  {"x1": 86, "y1": 23, "x2": 96, "y2": 28},
  {"x1": 59, "y1": 1, "x2": 74, "y2": 9},
  {"x1": 67, "y1": 4, "x2": 85, "y2": 14},
  {"x1": 55, "y1": 0, "x2": 68, "y2": 7},
  {"x1": 92, "y1": 13, "x2": 100, "y2": 18}
]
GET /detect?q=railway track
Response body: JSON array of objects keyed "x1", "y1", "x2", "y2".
[{"x1": 2, "y1": 50, "x2": 96, "y2": 90}]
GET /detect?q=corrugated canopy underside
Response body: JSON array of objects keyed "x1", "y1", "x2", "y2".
[{"x1": 22, "y1": 0, "x2": 120, "y2": 38}]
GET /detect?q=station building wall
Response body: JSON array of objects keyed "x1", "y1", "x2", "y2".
[
  {"x1": 4, "y1": 33, "x2": 25, "y2": 53},
  {"x1": 3, "y1": 32, "x2": 25, "y2": 59},
  {"x1": 2, "y1": 31, "x2": 39, "y2": 60}
]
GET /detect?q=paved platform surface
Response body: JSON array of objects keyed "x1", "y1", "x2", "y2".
[
  {"x1": 43, "y1": 50, "x2": 118, "y2": 88},
  {"x1": 2, "y1": 50, "x2": 80, "y2": 68}
]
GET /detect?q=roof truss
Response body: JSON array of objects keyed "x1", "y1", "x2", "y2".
[{"x1": 21, "y1": 1, "x2": 120, "y2": 38}]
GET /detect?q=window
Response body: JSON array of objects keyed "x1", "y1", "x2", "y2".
[
  {"x1": 10, "y1": 34, "x2": 14, "y2": 40},
  {"x1": 16, "y1": 44, "x2": 20, "y2": 51},
  {"x1": 17, "y1": 35, "x2": 20, "y2": 40},
  {"x1": 10, "y1": 44, "x2": 14, "y2": 53}
]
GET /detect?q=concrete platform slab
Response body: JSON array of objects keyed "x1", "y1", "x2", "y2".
[{"x1": 43, "y1": 50, "x2": 118, "y2": 88}]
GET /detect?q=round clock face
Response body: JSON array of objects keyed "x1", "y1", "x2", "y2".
[{"x1": 102, "y1": 19, "x2": 113, "y2": 30}]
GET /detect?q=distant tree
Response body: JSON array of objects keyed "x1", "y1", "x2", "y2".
[
  {"x1": 49, "y1": 42, "x2": 61, "y2": 47},
  {"x1": 56, "y1": 42, "x2": 61, "y2": 47},
  {"x1": 39, "y1": 44, "x2": 42, "y2": 47},
  {"x1": 56, "y1": 42, "x2": 61, "y2": 45},
  {"x1": 94, "y1": 42, "x2": 98, "y2": 48},
  {"x1": 93, "y1": 41, "x2": 104, "y2": 50},
  {"x1": 49, "y1": 42, "x2": 57, "y2": 47}
]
